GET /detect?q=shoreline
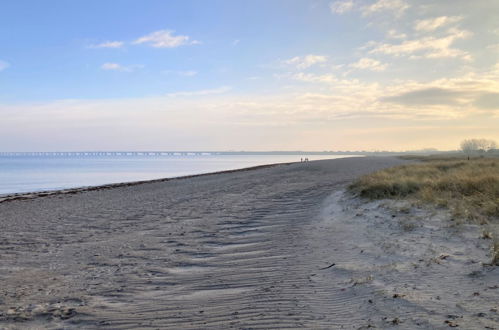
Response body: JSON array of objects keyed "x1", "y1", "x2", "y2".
[
  {"x1": 0, "y1": 161, "x2": 294, "y2": 204},
  {"x1": 0, "y1": 155, "x2": 364, "y2": 203}
]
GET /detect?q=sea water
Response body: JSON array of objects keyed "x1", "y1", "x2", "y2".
[{"x1": 0, "y1": 154, "x2": 358, "y2": 195}]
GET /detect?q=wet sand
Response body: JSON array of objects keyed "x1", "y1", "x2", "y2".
[{"x1": 0, "y1": 157, "x2": 498, "y2": 329}]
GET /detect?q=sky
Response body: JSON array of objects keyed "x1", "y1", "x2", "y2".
[{"x1": 1, "y1": 0, "x2": 499, "y2": 151}]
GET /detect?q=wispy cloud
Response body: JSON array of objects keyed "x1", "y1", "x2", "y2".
[
  {"x1": 291, "y1": 72, "x2": 337, "y2": 83},
  {"x1": 487, "y1": 44, "x2": 499, "y2": 52},
  {"x1": 382, "y1": 87, "x2": 469, "y2": 106},
  {"x1": 178, "y1": 70, "x2": 198, "y2": 77},
  {"x1": 386, "y1": 29, "x2": 406, "y2": 39},
  {"x1": 101, "y1": 62, "x2": 143, "y2": 72},
  {"x1": 383, "y1": 87, "x2": 499, "y2": 111},
  {"x1": 366, "y1": 28, "x2": 473, "y2": 60},
  {"x1": 330, "y1": 0, "x2": 409, "y2": 17},
  {"x1": 101, "y1": 63, "x2": 126, "y2": 71},
  {"x1": 133, "y1": 30, "x2": 199, "y2": 48},
  {"x1": 166, "y1": 86, "x2": 231, "y2": 97},
  {"x1": 380, "y1": 70, "x2": 499, "y2": 111},
  {"x1": 350, "y1": 58, "x2": 387, "y2": 71},
  {"x1": 0, "y1": 60, "x2": 9, "y2": 72},
  {"x1": 277, "y1": 60, "x2": 499, "y2": 119},
  {"x1": 361, "y1": 0, "x2": 409, "y2": 17},
  {"x1": 329, "y1": 0, "x2": 354, "y2": 14},
  {"x1": 283, "y1": 55, "x2": 328, "y2": 69},
  {"x1": 414, "y1": 16, "x2": 463, "y2": 32},
  {"x1": 90, "y1": 41, "x2": 124, "y2": 48}
]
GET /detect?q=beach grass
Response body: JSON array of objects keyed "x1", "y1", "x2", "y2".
[
  {"x1": 350, "y1": 158, "x2": 499, "y2": 221},
  {"x1": 350, "y1": 157, "x2": 499, "y2": 265}
]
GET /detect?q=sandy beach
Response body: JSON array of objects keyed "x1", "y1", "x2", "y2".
[{"x1": 1, "y1": 157, "x2": 498, "y2": 329}]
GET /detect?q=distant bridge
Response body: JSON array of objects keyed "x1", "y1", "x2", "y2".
[
  {"x1": 0, "y1": 151, "x2": 359, "y2": 157},
  {"x1": 0, "y1": 151, "x2": 218, "y2": 157}
]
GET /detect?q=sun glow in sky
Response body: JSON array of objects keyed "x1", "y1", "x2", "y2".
[{"x1": 1, "y1": 0, "x2": 498, "y2": 151}]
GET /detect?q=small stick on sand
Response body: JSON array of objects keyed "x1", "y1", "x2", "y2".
[{"x1": 320, "y1": 263, "x2": 336, "y2": 270}]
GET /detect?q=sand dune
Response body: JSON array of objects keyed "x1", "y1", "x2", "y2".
[{"x1": 0, "y1": 157, "x2": 497, "y2": 329}]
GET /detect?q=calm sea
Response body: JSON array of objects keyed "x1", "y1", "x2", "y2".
[{"x1": 0, "y1": 154, "x2": 358, "y2": 195}]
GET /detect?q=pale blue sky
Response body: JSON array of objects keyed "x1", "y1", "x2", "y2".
[
  {"x1": 1, "y1": 0, "x2": 498, "y2": 151},
  {"x1": 2, "y1": 0, "x2": 365, "y2": 101}
]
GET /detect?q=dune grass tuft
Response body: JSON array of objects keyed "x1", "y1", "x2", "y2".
[
  {"x1": 350, "y1": 158, "x2": 499, "y2": 222},
  {"x1": 350, "y1": 158, "x2": 499, "y2": 265}
]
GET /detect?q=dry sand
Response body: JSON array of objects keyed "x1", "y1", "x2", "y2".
[{"x1": 0, "y1": 157, "x2": 497, "y2": 329}]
